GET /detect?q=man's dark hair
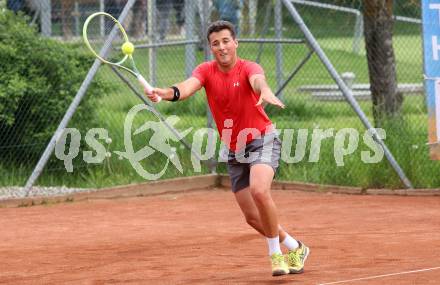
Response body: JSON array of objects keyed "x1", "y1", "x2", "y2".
[{"x1": 207, "y1": 20, "x2": 236, "y2": 42}]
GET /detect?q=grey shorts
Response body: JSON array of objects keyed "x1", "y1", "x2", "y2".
[{"x1": 226, "y1": 132, "x2": 281, "y2": 193}]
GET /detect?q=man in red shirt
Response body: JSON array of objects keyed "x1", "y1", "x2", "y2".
[{"x1": 146, "y1": 20, "x2": 309, "y2": 276}]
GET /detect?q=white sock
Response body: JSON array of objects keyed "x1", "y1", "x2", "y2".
[
  {"x1": 281, "y1": 233, "x2": 299, "y2": 251},
  {"x1": 267, "y1": 236, "x2": 282, "y2": 256}
]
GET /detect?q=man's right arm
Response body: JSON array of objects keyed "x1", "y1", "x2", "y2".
[{"x1": 145, "y1": 77, "x2": 202, "y2": 102}]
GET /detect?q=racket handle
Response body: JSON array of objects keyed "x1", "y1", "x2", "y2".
[{"x1": 137, "y1": 74, "x2": 161, "y2": 103}]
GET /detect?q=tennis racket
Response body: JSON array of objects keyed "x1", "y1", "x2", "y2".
[{"x1": 82, "y1": 12, "x2": 161, "y2": 102}]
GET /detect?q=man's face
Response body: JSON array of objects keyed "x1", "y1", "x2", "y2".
[{"x1": 208, "y1": 29, "x2": 238, "y2": 68}]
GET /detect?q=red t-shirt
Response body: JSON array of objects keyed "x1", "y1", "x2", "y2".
[{"x1": 192, "y1": 58, "x2": 272, "y2": 151}]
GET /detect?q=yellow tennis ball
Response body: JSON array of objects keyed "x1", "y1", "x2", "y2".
[{"x1": 121, "y1": 42, "x2": 134, "y2": 55}]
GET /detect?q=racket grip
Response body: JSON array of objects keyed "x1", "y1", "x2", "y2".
[{"x1": 137, "y1": 74, "x2": 161, "y2": 103}]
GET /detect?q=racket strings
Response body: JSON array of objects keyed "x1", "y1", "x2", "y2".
[{"x1": 84, "y1": 13, "x2": 127, "y2": 65}]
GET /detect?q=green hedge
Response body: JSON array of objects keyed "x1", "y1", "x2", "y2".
[{"x1": 0, "y1": 10, "x2": 108, "y2": 163}]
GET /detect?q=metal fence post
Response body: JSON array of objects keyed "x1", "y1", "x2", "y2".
[
  {"x1": 148, "y1": 0, "x2": 157, "y2": 86},
  {"x1": 353, "y1": 12, "x2": 363, "y2": 54},
  {"x1": 185, "y1": 0, "x2": 196, "y2": 78},
  {"x1": 275, "y1": 0, "x2": 284, "y2": 100},
  {"x1": 40, "y1": 0, "x2": 51, "y2": 37}
]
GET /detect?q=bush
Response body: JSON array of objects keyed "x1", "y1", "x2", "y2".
[{"x1": 0, "y1": 10, "x2": 108, "y2": 164}]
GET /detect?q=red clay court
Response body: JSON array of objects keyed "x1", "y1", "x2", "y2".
[{"x1": 1, "y1": 179, "x2": 440, "y2": 284}]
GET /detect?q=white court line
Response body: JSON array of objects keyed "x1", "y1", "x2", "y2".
[{"x1": 318, "y1": 266, "x2": 440, "y2": 285}]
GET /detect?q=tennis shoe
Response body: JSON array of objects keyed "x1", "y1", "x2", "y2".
[
  {"x1": 270, "y1": 253, "x2": 289, "y2": 276},
  {"x1": 286, "y1": 241, "x2": 310, "y2": 274}
]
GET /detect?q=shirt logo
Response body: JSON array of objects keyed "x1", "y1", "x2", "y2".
[{"x1": 233, "y1": 82, "x2": 240, "y2": 87}]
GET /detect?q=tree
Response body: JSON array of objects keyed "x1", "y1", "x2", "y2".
[{"x1": 363, "y1": 0, "x2": 403, "y2": 126}]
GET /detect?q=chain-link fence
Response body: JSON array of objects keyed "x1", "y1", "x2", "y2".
[{"x1": 1, "y1": 0, "x2": 437, "y2": 194}]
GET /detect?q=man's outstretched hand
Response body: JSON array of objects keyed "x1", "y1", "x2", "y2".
[{"x1": 256, "y1": 88, "x2": 285, "y2": 109}]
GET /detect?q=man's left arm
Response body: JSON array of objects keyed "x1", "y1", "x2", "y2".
[{"x1": 249, "y1": 74, "x2": 285, "y2": 109}]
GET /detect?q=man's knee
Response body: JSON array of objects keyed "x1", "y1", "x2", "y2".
[{"x1": 249, "y1": 184, "x2": 270, "y2": 205}]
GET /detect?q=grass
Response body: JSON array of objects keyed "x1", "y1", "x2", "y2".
[{"x1": 1, "y1": 15, "x2": 436, "y2": 189}]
